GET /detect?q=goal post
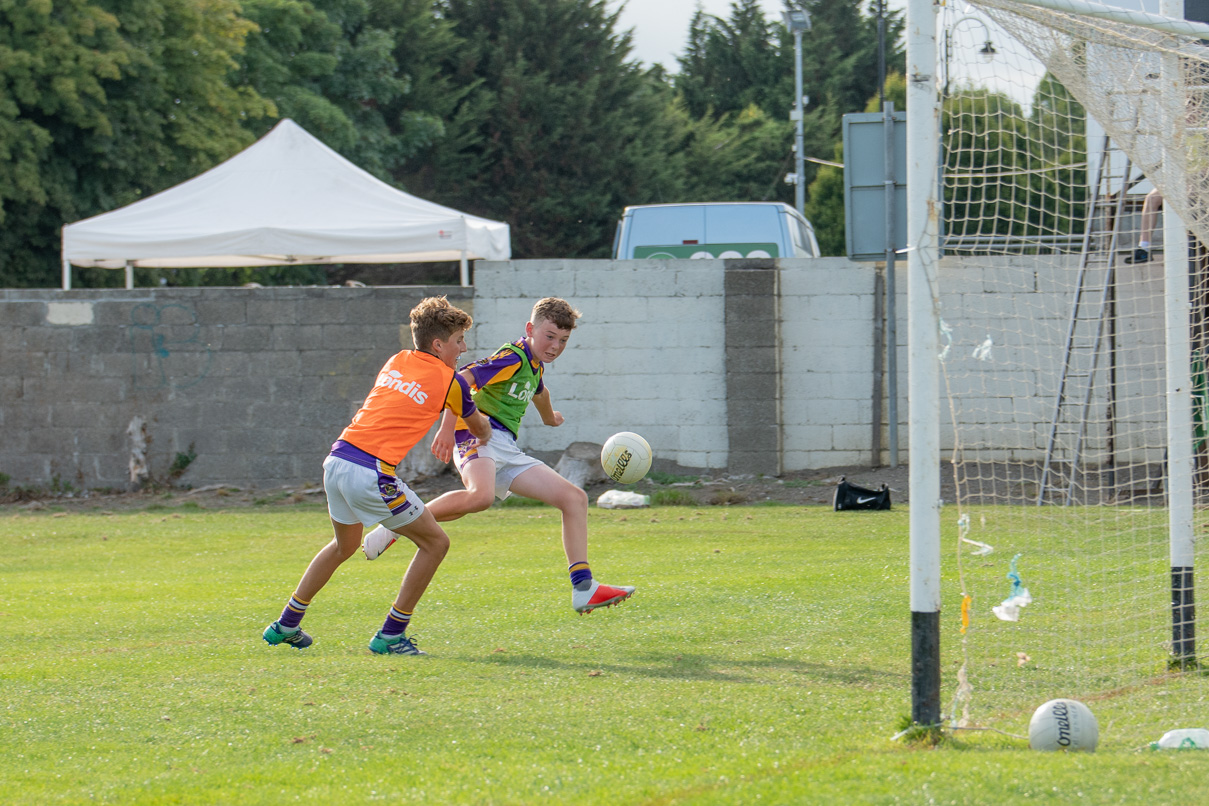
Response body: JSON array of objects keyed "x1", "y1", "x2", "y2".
[
  {"x1": 906, "y1": 0, "x2": 943, "y2": 728},
  {"x1": 908, "y1": 0, "x2": 1207, "y2": 733},
  {"x1": 1158, "y1": 0, "x2": 1198, "y2": 669}
]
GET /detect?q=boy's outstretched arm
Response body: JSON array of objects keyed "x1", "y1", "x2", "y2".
[
  {"x1": 532, "y1": 386, "x2": 564, "y2": 427},
  {"x1": 430, "y1": 410, "x2": 458, "y2": 463}
]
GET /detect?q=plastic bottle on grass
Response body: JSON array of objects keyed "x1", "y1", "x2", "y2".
[{"x1": 1150, "y1": 728, "x2": 1209, "y2": 750}]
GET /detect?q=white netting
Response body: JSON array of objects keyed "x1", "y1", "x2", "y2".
[
  {"x1": 936, "y1": 0, "x2": 1207, "y2": 735},
  {"x1": 972, "y1": 0, "x2": 1209, "y2": 238}
]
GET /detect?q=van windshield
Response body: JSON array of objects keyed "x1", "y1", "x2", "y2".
[
  {"x1": 702, "y1": 205, "x2": 780, "y2": 244},
  {"x1": 624, "y1": 204, "x2": 785, "y2": 259}
]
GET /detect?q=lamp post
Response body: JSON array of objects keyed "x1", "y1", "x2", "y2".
[
  {"x1": 940, "y1": 14, "x2": 996, "y2": 260},
  {"x1": 783, "y1": 9, "x2": 811, "y2": 218},
  {"x1": 943, "y1": 15, "x2": 997, "y2": 100},
  {"x1": 877, "y1": 0, "x2": 886, "y2": 107}
]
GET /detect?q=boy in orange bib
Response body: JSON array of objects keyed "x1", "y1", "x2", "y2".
[
  {"x1": 363, "y1": 297, "x2": 634, "y2": 614},
  {"x1": 262, "y1": 296, "x2": 491, "y2": 654}
]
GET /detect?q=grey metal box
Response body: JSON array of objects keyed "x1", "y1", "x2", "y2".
[{"x1": 843, "y1": 111, "x2": 907, "y2": 262}]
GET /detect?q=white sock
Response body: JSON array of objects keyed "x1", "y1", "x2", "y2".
[{"x1": 1139, "y1": 241, "x2": 1151, "y2": 250}]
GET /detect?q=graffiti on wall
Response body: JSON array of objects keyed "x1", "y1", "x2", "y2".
[{"x1": 129, "y1": 303, "x2": 214, "y2": 390}]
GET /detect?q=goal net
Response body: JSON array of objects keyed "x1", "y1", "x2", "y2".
[{"x1": 935, "y1": 0, "x2": 1207, "y2": 734}]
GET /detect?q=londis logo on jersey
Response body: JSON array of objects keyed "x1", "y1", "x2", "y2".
[
  {"x1": 376, "y1": 370, "x2": 428, "y2": 404},
  {"x1": 506, "y1": 381, "x2": 534, "y2": 403}
]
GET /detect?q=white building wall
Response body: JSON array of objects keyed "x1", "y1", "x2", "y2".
[
  {"x1": 473, "y1": 255, "x2": 1172, "y2": 474},
  {"x1": 779, "y1": 259, "x2": 882, "y2": 469},
  {"x1": 473, "y1": 259, "x2": 729, "y2": 470}
]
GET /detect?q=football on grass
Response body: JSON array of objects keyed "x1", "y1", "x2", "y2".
[
  {"x1": 1028, "y1": 698, "x2": 1099, "y2": 752},
  {"x1": 601, "y1": 432, "x2": 652, "y2": 484}
]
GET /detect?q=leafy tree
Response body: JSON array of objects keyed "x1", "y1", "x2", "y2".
[
  {"x1": 1027, "y1": 72, "x2": 1086, "y2": 237},
  {"x1": 670, "y1": 0, "x2": 904, "y2": 215},
  {"x1": 235, "y1": 0, "x2": 445, "y2": 178},
  {"x1": 1, "y1": 0, "x2": 128, "y2": 287},
  {"x1": 943, "y1": 88, "x2": 1033, "y2": 241},
  {"x1": 145, "y1": 0, "x2": 459, "y2": 287},
  {"x1": 235, "y1": 0, "x2": 350, "y2": 141},
  {"x1": 862, "y1": 70, "x2": 907, "y2": 115},
  {"x1": 0, "y1": 0, "x2": 120, "y2": 218},
  {"x1": 0, "y1": 0, "x2": 913, "y2": 282},
  {"x1": 940, "y1": 70, "x2": 1087, "y2": 252},
  {"x1": 802, "y1": 143, "x2": 846, "y2": 256},
  {"x1": 400, "y1": 0, "x2": 682, "y2": 258},
  {"x1": 665, "y1": 99, "x2": 792, "y2": 203},
  {"x1": 368, "y1": 0, "x2": 465, "y2": 169},
  {"x1": 0, "y1": 0, "x2": 274, "y2": 287},
  {"x1": 787, "y1": 0, "x2": 904, "y2": 197},
  {"x1": 795, "y1": 0, "x2": 900, "y2": 124}
]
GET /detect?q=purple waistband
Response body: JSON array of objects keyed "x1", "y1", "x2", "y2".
[{"x1": 330, "y1": 440, "x2": 395, "y2": 474}]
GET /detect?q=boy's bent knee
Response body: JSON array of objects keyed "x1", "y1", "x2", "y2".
[
  {"x1": 464, "y1": 491, "x2": 495, "y2": 513},
  {"x1": 562, "y1": 485, "x2": 589, "y2": 512},
  {"x1": 404, "y1": 523, "x2": 449, "y2": 558},
  {"x1": 428, "y1": 531, "x2": 450, "y2": 558},
  {"x1": 334, "y1": 541, "x2": 361, "y2": 561}
]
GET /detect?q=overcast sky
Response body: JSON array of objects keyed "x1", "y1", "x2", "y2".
[
  {"x1": 609, "y1": 0, "x2": 906, "y2": 72},
  {"x1": 608, "y1": 1, "x2": 1170, "y2": 73}
]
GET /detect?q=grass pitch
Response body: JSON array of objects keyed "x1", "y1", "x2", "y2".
[{"x1": 2, "y1": 503, "x2": 1206, "y2": 804}]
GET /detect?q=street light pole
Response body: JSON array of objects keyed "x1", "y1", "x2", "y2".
[
  {"x1": 783, "y1": 10, "x2": 812, "y2": 218},
  {"x1": 877, "y1": 0, "x2": 886, "y2": 107},
  {"x1": 793, "y1": 26, "x2": 805, "y2": 216},
  {"x1": 943, "y1": 16, "x2": 997, "y2": 101}
]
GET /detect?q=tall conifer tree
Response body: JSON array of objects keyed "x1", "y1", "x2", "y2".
[{"x1": 397, "y1": 0, "x2": 681, "y2": 258}]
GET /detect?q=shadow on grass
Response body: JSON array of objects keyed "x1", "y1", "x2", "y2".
[{"x1": 467, "y1": 649, "x2": 906, "y2": 687}]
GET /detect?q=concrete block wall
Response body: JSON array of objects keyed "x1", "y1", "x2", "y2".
[
  {"x1": 936, "y1": 255, "x2": 1168, "y2": 464},
  {"x1": 1, "y1": 286, "x2": 471, "y2": 490},
  {"x1": 473, "y1": 256, "x2": 877, "y2": 475},
  {"x1": 724, "y1": 261, "x2": 781, "y2": 476},
  {"x1": 779, "y1": 259, "x2": 884, "y2": 469},
  {"x1": 0, "y1": 255, "x2": 1175, "y2": 491},
  {"x1": 472, "y1": 255, "x2": 1171, "y2": 473}
]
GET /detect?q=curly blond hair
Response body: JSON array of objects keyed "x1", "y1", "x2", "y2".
[{"x1": 410, "y1": 296, "x2": 473, "y2": 351}]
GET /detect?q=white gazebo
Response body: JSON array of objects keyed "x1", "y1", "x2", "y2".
[{"x1": 60, "y1": 119, "x2": 510, "y2": 288}]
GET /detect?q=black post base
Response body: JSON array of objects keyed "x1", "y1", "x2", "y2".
[{"x1": 912, "y1": 610, "x2": 941, "y2": 725}]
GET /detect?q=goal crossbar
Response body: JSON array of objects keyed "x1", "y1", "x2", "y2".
[{"x1": 1008, "y1": 0, "x2": 1209, "y2": 38}]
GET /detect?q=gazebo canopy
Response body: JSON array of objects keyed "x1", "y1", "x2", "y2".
[{"x1": 61, "y1": 119, "x2": 510, "y2": 287}]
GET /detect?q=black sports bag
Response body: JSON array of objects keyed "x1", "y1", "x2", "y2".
[{"x1": 833, "y1": 477, "x2": 892, "y2": 511}]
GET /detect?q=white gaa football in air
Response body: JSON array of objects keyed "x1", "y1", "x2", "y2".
[{"x1": 601, "y1": 432, "x2": 653, "y2": 485}]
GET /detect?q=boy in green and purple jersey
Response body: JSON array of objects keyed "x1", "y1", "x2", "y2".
[{"x1": 362, "y1": 298, "x2": 635, "y2": 614}]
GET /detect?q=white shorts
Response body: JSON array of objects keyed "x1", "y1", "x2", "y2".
[
  {"x1": 322, "y1": 454, "x2": 424, "y2": 530},
  {"x1": 454, "y1": 426, "x2": 546, "y2": 501}
]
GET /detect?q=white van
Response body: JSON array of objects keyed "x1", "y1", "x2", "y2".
[{"x1": 611, "y1": 202, "x2": 820, "y2": 260}]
